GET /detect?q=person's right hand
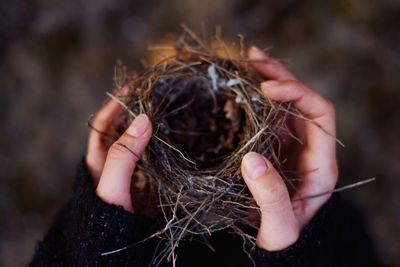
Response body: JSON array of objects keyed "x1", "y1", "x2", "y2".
[
  {"x1": 86, "y1": 91, "x2": 153, "y2": 213},
  {"x1": 241, "y1": 46, "x2": 338, "y2": 251}
]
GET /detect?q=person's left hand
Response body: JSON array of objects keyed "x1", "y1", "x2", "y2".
[{"x1": 86, "y1": 89, "x2": 153, "y2": 212}]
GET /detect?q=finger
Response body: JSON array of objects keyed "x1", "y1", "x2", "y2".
[
  {"x1": 261, "y1": 80, "x2": 336, "y2": 157},
  {"x1": 261, "y1": 80, "x2": 337, "y2": 224},
  {"x1": 86, "y1": 87, "x2": 130, "y2": 185},
  {"x1": 96, "y1": 114, "x2": 152, "y2": 213},
  {"x1": 241, "y1": 152, "x2": 299, "y2": 251},
  {"x1": 86, "y1": 99, "x2": 123, "y2": 184},
  {"x1": 247, "y1": 46, "x2": 297, "y2": 81}
]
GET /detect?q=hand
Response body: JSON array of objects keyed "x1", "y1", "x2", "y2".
[
  {"x1": 86, "y1": 90, "x2": 153, "y2": 212},
  {"x1": 241, "y1": 46, "x2": 338, "y2": 251}
]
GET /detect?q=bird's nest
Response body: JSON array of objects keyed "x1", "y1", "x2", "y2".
[{"x1": 105, "y1": 27, "x2": 301, "y2": 265}]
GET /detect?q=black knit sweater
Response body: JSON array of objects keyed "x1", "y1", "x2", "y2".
[{"x1": 30, "y1": 159, "x2": 382, "y2": 266}]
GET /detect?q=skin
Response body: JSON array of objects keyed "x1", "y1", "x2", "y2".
[{"x1": 85, "y1": 46, "x2": 337, "y2": 251}]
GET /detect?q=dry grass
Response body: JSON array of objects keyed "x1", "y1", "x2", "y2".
[
  {"x1": 100, "y1": 26, "x2": 304, "y2": 265},
  {"x1": 96, "y1": 26, "x2": 376, "y2": 266}
]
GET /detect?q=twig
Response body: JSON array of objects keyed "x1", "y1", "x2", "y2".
[
  {"x1": 116, "y1": 142, "x2": 140, "y2": 160},
  {"x1": 292, "y1": 177, "x2": 376, "y2": 203},
  {"x1": 86, "y1": 114, "x2": 118, "y2": 139},
  {"x1": 153, "y1": 136, "x2": 195, "y2": 165},
  {"x1": 106, "y1": 92, "x2": 137, "y2": 118}
]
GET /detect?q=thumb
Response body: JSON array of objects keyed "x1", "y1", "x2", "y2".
[
  {"x1": 96, "y1": 114, "x2": 152, "y2": 213},
  {"x1": 241, "y1": 152, "x2": 300, "y2": 251}
]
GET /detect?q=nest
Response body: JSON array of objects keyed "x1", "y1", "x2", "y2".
[{"x1": 108, "y1": 27, "x2": 298, "y2": 265}]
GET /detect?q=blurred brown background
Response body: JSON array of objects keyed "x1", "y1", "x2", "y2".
[{"x1": 1, "y1": 0, "x2": 399, "y2": 266}]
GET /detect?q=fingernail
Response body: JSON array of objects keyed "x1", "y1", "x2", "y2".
[
  {"x1": 249, "y1": 46, "x2": 269, "y2": 59},
  {"x1": 261, "y1": 81, "x2": 280, "y2": 88},
  {"x1": 243, "y1": 152, "x2": 268, "y2": 180},
  {"x1": 127, "y1": 114, "x2": 149, "y2": 137}
]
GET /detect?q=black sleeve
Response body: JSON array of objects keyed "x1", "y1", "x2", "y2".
[
  {"x1": 30, "y1": 159, "x2": 382, "y2": 267},
  {"x1": 29, "y1": 159, "x2": 155, "y2": 267},
  {"x1": 250, "y1": 193, "x2": 383, "y2": 267}
]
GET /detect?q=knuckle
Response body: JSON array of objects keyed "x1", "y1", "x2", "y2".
[
  {"x1": 93, "y1": 111, "x2": 110, "y2": 126},
  {"x1": 282, "y1": 79, "x2": 298, "y2": 87},
  {"x1": 324, "y1": 98, "x2": 336, "y2": 114},
  {"x1": 107, "y1": 134, "x2": 141, "y2": 162},
  {"x1": 283, "y1": 80, "x2": 305, "y2": 92},
  {"x1": 107, "y1": 142, "x2": 129, "y2": 160},
  {"x1": 269, "y1": 58, "x2": 282, "y2": 66},
  {"x1": 285, "y1": 79, "x2": 300, "y2": 86}
]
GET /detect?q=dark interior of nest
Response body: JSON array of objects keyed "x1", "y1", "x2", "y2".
[
  {"x1": 151, "y1": 75, "x2": 246, "y2": 170},
  {"x1": 129, "y1": 72, "x2": 250, "y2": 217}
]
